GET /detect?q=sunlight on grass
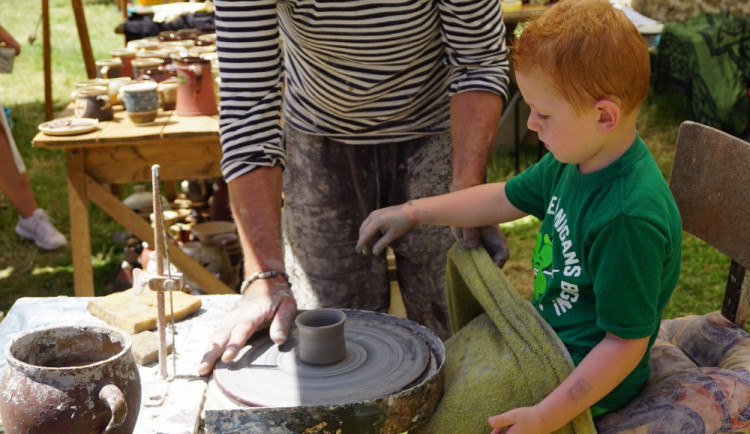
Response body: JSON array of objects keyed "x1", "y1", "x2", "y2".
[
  {"x1": 31, "y1": 266, "x2": 59, "y2": 275},
  {"x1": 0, "y1": 267, "x2": 13, "y2": 280}
]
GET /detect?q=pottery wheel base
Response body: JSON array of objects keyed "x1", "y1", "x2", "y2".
[{"x1": 213, "y1": 310, "x2": 430, "y2": 407}]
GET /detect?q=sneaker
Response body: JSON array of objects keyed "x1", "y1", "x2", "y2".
[{"x1": 15, "y1": 208, "x2": 67, "y2": 251}]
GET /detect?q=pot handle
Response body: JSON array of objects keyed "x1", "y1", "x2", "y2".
[
  {"x1": 191, "y1": 63, "x2": 202, "y2": 92},
  {"x1": 99, "y1": 384, "x2": 128, "y2": 433}
]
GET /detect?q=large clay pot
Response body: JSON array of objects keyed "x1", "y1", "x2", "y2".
[
  {"x1": 175, "y1": 55, "x2": 218, "y2": 116},
  {"x1": 0, "y1": 325, "x2": 141, "y2": 434}
]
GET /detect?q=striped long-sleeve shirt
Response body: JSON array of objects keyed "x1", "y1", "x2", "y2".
[{"x1": 216, "y1": 0, "x2": 510, "y2": 182}]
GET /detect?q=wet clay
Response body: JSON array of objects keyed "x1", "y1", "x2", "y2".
[
  {"x1": 0, "y1": 325, "x2": 141, "y2": 434},
  {"x1": 295, "y1": 308, "x2": 347, "y2": 365}
]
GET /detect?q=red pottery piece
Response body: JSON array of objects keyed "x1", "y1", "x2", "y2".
[{"x1": 175, "y1": 55, "x2": 218, "y2": 116}]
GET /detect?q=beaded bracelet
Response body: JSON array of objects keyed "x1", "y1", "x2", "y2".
[{"x1": 240, "y1": 270, "x2": 291, "y2": 294}]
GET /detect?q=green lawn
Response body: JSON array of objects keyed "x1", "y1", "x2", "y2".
[{"x1": 0, "y1": 0, "x2": 742, "y2": 331}]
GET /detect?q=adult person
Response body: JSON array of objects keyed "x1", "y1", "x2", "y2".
[
  {"x1": 199, "y1": 0, "x2": 511, "y2": 376},
  {"x1": 0, "y1": 24, "x2": 67, "y2": 251}
]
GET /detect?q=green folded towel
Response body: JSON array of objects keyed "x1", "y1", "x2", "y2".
[{"x1": 416, "y1": 243, "x2": 595, "y2": 433}]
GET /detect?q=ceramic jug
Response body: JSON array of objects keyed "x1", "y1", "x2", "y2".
[
  {"x1": 0, "y1": 324, "x2": 141, "y2": 434},
  {"x1": 175, "y1": 55, "x2": 217, "y2": 116}
]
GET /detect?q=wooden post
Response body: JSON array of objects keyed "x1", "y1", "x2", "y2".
[
  {"x1": 72, "y1": 0, "x2": 95, "y2": 79},
  {"x1": 42, "y1": 0, "x2": 97, "y2": 119},
  {"x1": 42, "y1": 0, "x2": 52, "y2": 120}
]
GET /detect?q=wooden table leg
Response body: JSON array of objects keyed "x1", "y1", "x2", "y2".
[{"x1": 67, "y1": 149, "x2": 95, "y2": 297}]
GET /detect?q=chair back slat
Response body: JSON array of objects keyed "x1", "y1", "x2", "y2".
[{"x1": 669, "y1": 121, "x2": 750, "y2": 270}]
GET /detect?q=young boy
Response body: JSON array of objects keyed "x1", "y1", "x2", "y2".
[{"x1": 356, "y1": 0, "x2": 683, "y2": 431}]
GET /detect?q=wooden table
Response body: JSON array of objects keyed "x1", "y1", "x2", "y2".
[{"x1": 33, "y1": 107, "x2": 234, "y2": 297}]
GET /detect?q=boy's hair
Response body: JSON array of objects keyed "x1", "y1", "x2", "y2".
[{"x1": 510, "y1": 0, "x2": 650, "y2": 115}]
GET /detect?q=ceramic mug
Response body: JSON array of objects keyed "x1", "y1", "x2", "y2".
[
  {"x1": 96, "y1": 58, "x2": 123, "y2": 79},
  {"x1": 131, "y1": 58, "x2": 169, "y2": 82},
  {"x1": 121, "y1": 81, "x2": 159, "y2": 124},
  {"x1": 110, "y1": 48, "x2": 136, "y2": 78},
  {"x1": 73, "y1": 86, "x2": 113, "y2": 121},
  {"x1": 108, "y1": 77, "x2": 133, "y2": 106},
  {"x1": 0, "y1": 324, "x2": 141, "y2": 433},
  {"x1": 158, "y1": 78, "x2": 179, "y2": 111}
]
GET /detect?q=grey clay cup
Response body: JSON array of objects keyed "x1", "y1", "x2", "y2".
[{"x1": 295, "y1": 308, "x2": 347, "y2": 365}]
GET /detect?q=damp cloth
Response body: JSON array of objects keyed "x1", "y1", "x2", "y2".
[
  {"x1": 87, "y1": 287, "x2": 202, "y2": 334},
  {"x1": 415, "y1": 243, "x2": 595, "y2": 433}
]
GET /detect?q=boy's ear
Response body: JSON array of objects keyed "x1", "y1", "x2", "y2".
[{"x1": 593, "y1": 99, "x2": 620, "y2": 133}]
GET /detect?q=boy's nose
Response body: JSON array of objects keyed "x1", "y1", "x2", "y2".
[{"x1": 527, "y1": 113, "x2": 540, "y2": 133}]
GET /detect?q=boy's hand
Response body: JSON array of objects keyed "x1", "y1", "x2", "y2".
[
  {"x1": 488, "y1": 406, "x2": 550, "y2": 434},
  {"x1": 356, "y1": 203, "x2": 417, "y2": 256}
]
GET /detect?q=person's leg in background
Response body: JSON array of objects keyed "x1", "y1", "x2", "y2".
[{"x1": 0, "y1": 108, "x2": 66, "y2": 250}]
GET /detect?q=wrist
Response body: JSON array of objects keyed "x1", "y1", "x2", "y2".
[{"x1": 240, "y1": 270, "x2": 290, "y2": 295}]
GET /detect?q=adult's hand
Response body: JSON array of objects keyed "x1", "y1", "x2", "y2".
[
  {"x1": 198, "y1": 280, "x2": 297, "y2": 376},
  {"x1": 452, "y1": 224, "x2": 510, "y2": 267}
]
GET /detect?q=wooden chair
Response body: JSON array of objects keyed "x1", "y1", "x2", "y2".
[{"x1": 595, "y1": 121, "x2": 750, "y2": 433}]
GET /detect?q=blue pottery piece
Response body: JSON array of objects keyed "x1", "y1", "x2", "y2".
[
  {"x1": 121, "y1": 82, "x2": 159, "y2": 124},
  {"x1": 122, "y1": 83, "x2": 158, "y2": 113}
]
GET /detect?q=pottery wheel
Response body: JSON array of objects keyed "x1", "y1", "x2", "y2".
[{"x1": 213, "y1": 311, "x2": 431, "y2": 407}]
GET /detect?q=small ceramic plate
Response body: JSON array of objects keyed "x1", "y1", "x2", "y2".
[{"x1": 39, "y1": 118, "x2": 99, "y2": 136}]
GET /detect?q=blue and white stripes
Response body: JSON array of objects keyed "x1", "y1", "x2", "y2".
[{"x1": 216, "y1": 0, "x2": 510, "y2": 181}]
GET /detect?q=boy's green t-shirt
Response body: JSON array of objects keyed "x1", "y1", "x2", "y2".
[{"x1": 505, "y1": 133, "x2": 682, "y2": 411}]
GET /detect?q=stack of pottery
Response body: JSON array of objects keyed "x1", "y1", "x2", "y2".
[{"x1": 85, "y1": 31, "x2": 219, "y2": 119}]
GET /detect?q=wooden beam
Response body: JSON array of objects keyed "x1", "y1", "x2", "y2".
[
  {"x1": 71, "y1": 0, "x2": 95, "y2": 79},
  {"x1": 86, "y1": 176, "x2": 234, "y2": 295}
]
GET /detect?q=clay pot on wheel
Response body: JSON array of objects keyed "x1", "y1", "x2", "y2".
[{"x1": 0, "y1": 324, "x2": 141, "y2": 434}]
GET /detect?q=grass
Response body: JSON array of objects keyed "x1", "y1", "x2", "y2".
[
  {"x1": 0, "y1": 1, "x2": 743, "y2": 332},
  {"x1": 0, "y1": 0, "x2": 125, "y2": 311}
]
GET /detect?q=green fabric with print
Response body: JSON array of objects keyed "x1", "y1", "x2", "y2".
[
  {"x1": 415, "y1": 243, "x2": 595, "y2": 434},
  {"x1": 653, "y1": 12, "x2": 750, "y2": 136}
]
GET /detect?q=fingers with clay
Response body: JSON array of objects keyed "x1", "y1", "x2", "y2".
[{"x1": 356, "y1": 203, "x2": 417, "y2": 256}]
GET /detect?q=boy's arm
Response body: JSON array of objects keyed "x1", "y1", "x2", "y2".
[
  {"x1": 356, "y1": 183, "x2": 526, "y2": 256},
  {"x1": 488, "y1": 332, "x2": 650, "y2": 434}
]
